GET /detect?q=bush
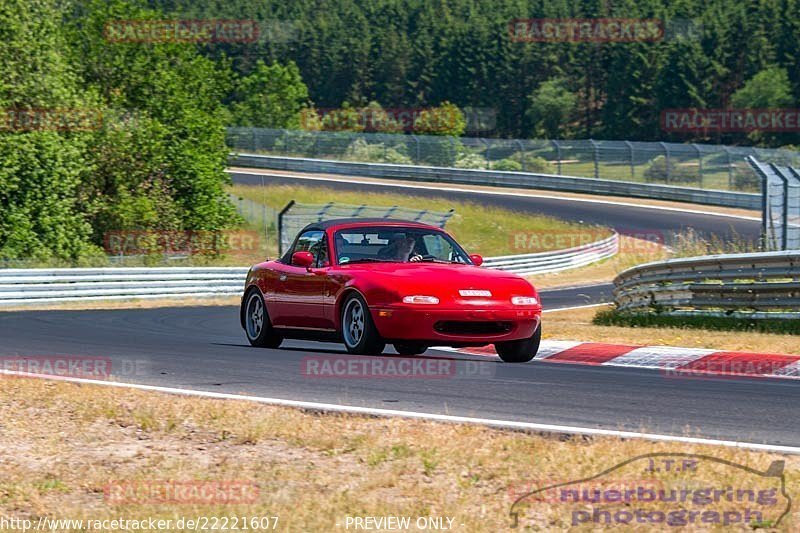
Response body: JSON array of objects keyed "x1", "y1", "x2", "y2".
[
  {"x1": 643, "y1": 155, "x2": 699, "y2": 184},
  {"x1": 732, "y1": 166, "x2": 761, "y2": 192},
  {"x1": 412, "y1": 102, "x2": 466, "y2": 136},
  {"x1": 273, "y1": 131, "x2": 320, "y2": 156},
  {"x1": 491, "y1": 158, "x2": 523, "y2": 171},
  {"x1": 593, "y1": 309, "x2": 800, "y2": 335},
  {"x1": 510, "y1": 152, "x2": 551, "y2": 173},
  {"x1": 454, "y1": 152, "x2": 488, "y2": 169},
  {"x1": 344, "y1": 139, "x2": 412, "y2": 164},
  {"x1": 0, "y1": 132, "x2": 101, "y2": 261},
  {"x1": 418, "y1": 138, "x2": 460, "y2": 166}
]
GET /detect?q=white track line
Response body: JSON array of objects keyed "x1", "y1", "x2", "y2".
[
  {"x1": 228, "y1": 168, "x2": 761, "y2": 222},
  {"x1": 3, "y1": 369, "x2": 798, "y2": 455}
]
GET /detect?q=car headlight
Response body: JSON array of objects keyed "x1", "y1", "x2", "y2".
[
  {"x1": 402, "y1": 295, "x2": 440, "y2": 305},
  {"x1": 511, "y1": 296, "x2": 538, "y2": 306}
]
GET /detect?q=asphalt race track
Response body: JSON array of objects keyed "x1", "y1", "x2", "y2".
[
  {"x1": 4, "y1": 174, "x2": 789, "y2": 448},
  {"x1": 2, "y1": 292, "x2": 798, "y2": 448},
  {"x1": 229, "y1": 170, "x2": 762, "y2": 243}
]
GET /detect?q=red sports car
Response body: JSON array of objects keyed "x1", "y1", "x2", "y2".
[{"x1": 240, "y1": 219, "x2": 542, "y2": 362}]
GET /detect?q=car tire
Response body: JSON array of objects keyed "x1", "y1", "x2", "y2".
[
  {"x1": 341, "y1": 293, "x2": 385, "y2": 355},
  {"x1": 243, "y1": 288, "x2": 283, "y2": 348},
  {"x1": 495, "y1": 323, "x2": 541, "y2": 363},
  {"x1": 393, "y1": 343, "x2": 428, "y2": 356}
]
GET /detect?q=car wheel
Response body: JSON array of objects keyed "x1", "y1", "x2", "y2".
[
  {"x1": 495, "y1": 324, "x2": 541, "y2": 363},
  {"x1": 341, "y1": 293, "x2": 385, "y2": 355},
  {"x1": 393, "y1": 343, "x2": 428, "y2": 356},
  {"x1": 243, "y1": 288, "x2": 283, "y2": 348}
]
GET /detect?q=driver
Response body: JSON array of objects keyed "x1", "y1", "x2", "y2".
[
  {"x1": 395, "y1": 236, "x2": 423, "y2": 262},
  {"x1": 380, "y1": 234, "x2": 423, "y2": 262}
]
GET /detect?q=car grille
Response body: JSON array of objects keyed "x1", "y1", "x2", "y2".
[{"x1": 434, "y1": 321, "x2": 514, "y2": 335}]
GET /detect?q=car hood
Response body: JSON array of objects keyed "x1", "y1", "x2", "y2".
[{"x1": 336, "y1": 262, "x2": 536, "y2": 300}]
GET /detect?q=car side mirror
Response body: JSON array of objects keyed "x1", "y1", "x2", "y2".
[
  {"x1": 292, "y1": 251, "x2": 314, "y2": 269},
  {"x1": 470, "y1": 254, "x2": 483, "y2": 266}
]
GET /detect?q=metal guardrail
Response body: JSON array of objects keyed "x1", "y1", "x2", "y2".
[
  {"x1": 483, "y1": 232, "x2": 618, "y2": 275},
  {"x1": 226, "y1": 128, "x2": 800, "y2": 191},
  {"x1": 0, "y1": 268, "x2": 249, "y2": 305},
  {"x1": 613, "y1": 251, "x2": 800, "y2": 319},
  {"x1": 748, "y1": 156, "x2": 800, "y2": 251},
  {"x1": 0, "y1": 233, "x2": 618, "y2": 305},
  {"x1": 229, "y1": 153, "x2": 760, "y2": 210}
]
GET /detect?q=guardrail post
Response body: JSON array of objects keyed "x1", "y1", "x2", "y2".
[
  {"x1": 770, "y1": 164, "x2": 790, "y2": 250},
  {"x1": 624, "y1": 140, "x2": 635, "y2": 179},
  {"x1": 748, "y1": 156, "x2": 773, "y2": 251},
  {"x1": 412, "y1": 135, "x2": 420, "y2": 164},
  {"x1": 788, "y1": 166, "x2": 800, "y2": 249},
  {"x1": 724, "y1": 146, "x2": 734, "y2": 188},
  {"x1": 692, "y1": 144, "x2": 703, "y2": 187},
  {"x1": 590, "y1": 139, "x2": 599, "y2": 179},
  {"x1": 659, "y1": 142, "x2": 671, "y2": 183},
  {"x1": 552, "y1": 140, "x2": 562, "y2": 174},
  {"x1": 480, "y1": 138, "x2": 490, "y2": 169},
  {"x1": 515, "y1": 140, "x2": 525, "y2": 171},
  {"x1": 441, "y1": 209, "x2": 456, "y2": 227},
  {"x1": 277, "y1": 200, "x2": 296, "y2": 256}
]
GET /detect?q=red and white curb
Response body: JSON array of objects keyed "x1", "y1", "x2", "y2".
[{"x1": 438, "y1": 341, "x2": 800, "y2": 381}]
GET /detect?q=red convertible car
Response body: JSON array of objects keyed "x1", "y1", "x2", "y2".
[{"x1": 240, "y1": 219, "x2": 542, "y2": 362}]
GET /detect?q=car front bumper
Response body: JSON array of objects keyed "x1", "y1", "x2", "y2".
[{"x1": 371, "y1": 305, "x2": 541, "y2": 345}]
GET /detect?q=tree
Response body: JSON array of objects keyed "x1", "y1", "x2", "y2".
[
  {"x1": 731, "y1": 66, "x2": 794, "y2": 144},
  {"x1": 229, "y1": 60, "x2": 309, "y2": 128},
  {"x1": 526, "y1": 78, "x2": 577, "y2": 139},
  {"x1": 0, "y1": 0, "x2": 99, "y2": 262},
  {"x1": 413, "y1": 102, "x2": 466, "y2": 136},
  {"x1": 731, "y1": 66, "x2": 793, "y2": 109},
  {"x1": 67, "y1": 0, "x2": 239, "y2": 243}
]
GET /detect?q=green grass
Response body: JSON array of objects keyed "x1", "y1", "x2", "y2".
[
  {"x1": 229, "y1": 183, "x2": 609, "y2": 257},
  {"x1": 593, "y1": 309, "x2": 800, "y2": 335}
]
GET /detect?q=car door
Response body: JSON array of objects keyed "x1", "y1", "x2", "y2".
[{"x1": 268, "y1": 230, "x2": 330, "y2": 329}]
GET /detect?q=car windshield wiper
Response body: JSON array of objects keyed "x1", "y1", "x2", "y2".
[
  {"x1": 418, "y1": 258, "x2": 464, "y2": 264},
  {"x1": 341, "y1": 258, "x2": 390, "y2": 264}
]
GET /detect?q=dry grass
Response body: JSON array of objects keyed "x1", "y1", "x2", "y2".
[
  {"x1": 229, "y1": 183, "x2": 609, "y2": 257},
  {"x1": 0, "y1": 377, "x2": 796, "y2": 531},
  {"x1": 545, "y1": 306, "x2": 800, "y2": 355}
]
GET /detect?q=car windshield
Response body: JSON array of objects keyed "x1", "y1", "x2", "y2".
[{"x1": 334, "y1": 226, "x2": 472, "y2": 265}]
